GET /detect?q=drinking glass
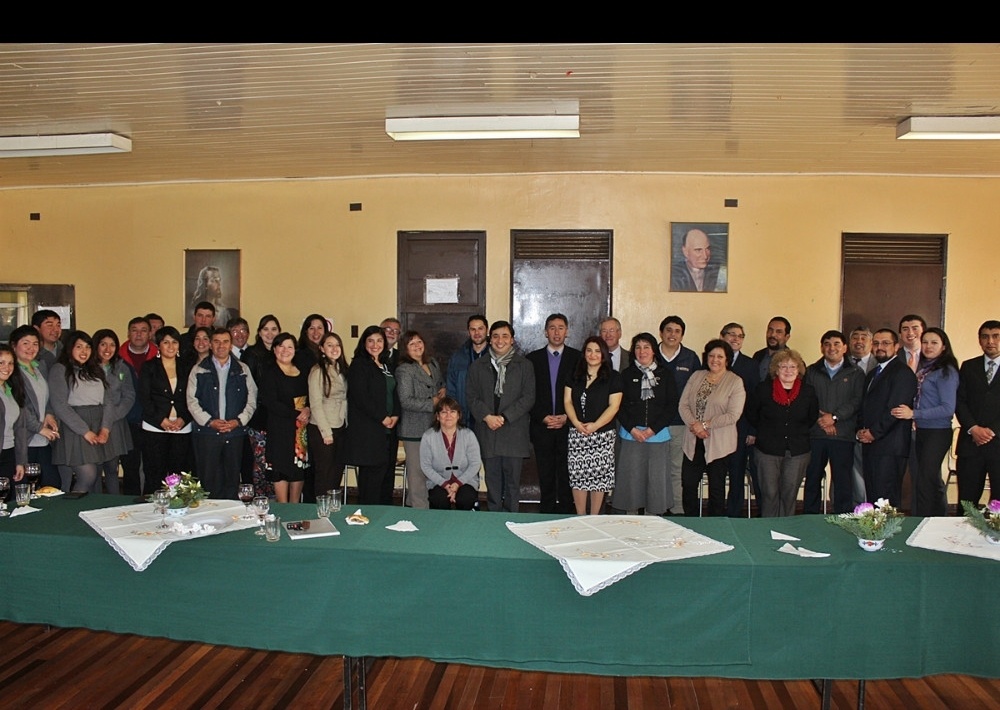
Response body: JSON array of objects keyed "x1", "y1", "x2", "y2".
[
  {"x1": 238, "y1": 483, "x2": 255, "y2": 520},
  {"x1": 14, "y1": 484, "x2": 31, "y2": 508},
  {"x1": 316, "y1": 493, "x2": 332, "y2": 519},
  {"x1": 153, "y1": 489, "x2": 171, "y2": 530},
  {"x1": 328, "y1": 488, "x2": 342, "y2": 513},
  {"x1": 264, "y1": 515, "x2": 282, "y2": 542},
  {"x1": 253, "y1": 495, "x2": 270, "y2": 536},
  {"x1": 25, "y1": 463, "x2": 41, "y2": 499},
  {"x1": 0, "y1": 477, "x2": 9, "y2": 517}
]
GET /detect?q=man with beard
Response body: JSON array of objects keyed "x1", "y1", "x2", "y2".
[
  {"x1": 466, "y1": 321, "x2": 535, "y2": 512},
  {"x1": 752, "y1": 317, "x2": 791, "y2": 382},
  {"x1": 856, "y1": 329, "x2": 917, "y2": 506},
  {"x1": 447, "y1": 315, "x2": 490, "y2": 427}
]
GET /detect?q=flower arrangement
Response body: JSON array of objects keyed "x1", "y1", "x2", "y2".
[
  {"x1": 961, "y1": 499, "x2": 1000, "y2": 542},
  {"x1": 162, "y1": 472, "x2": 209, "y2": 509},
  {"x1": 826, "y1": 498, "x2": 903, "y2": 541}
]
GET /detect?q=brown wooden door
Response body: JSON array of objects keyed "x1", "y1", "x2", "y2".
[
  {"x1": 397, "y1": 231, "x2": 486, "y2": 363},
  {"x1": 841, "y1": 234, "x2": 947, "y2": 332}
]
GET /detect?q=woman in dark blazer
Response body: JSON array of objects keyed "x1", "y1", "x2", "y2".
[
  {"x1": 347, "y1": 324, "x2": 400, "y2": 505},
  {"x1": 138, "y1": 326, "x2": 193, "y2": 492},
  {"x1": 746, "y1": 349, "x2": 819, "y2": 517}
]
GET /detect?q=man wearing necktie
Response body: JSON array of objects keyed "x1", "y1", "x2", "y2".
[
  {"x1": 528, "y1": 314, "x2": 581, "y2": 513},
  {"x1": 856, "y1": 329, "x2": 917, "y2": 506},
  {"x1": 955, "y1": 319, "x2": 1000, "y2": 509},
  {"x1": 898, "y1": 315, "x2": 926, "y2": 373}
]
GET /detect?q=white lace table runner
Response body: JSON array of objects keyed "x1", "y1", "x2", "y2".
[
  {"x1": 79, "y1": 500, "x2": 258, "y2": 571},
  {"x1": 507, "y1": 515, "x2": 734, "y2": 596},
  {"x1": 906, "y1": 516, "x2": 1000, "y2": 562}
]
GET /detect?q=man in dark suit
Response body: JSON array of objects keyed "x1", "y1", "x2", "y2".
[
  {"x1": 847, "y1": 325, "x2": 876, "y2": 506},
  {"x1": 856, "y1": 329, "x2": 918, "y2": 507},
  {"x1": 670, "y1": 228, "x2": 726, "y2": 292},
  {"x1": 527, "y1": 313, "x2": 581, "y2": 513},
  {"x1": 752, "y1": 316, "x2": 791, "y2": 382},
  {"x1": 380, "y1": 317, "x2": 402, "y2": 372},
  {"x1": 721, "y1": 322, "x2": 759, "y2": 516},
  {"x1": 955, "y1": 319, "x2": 1000, "y2": 508},
  {"x1": 599, "y1": 317, "x2": 630, "y2": 372}
]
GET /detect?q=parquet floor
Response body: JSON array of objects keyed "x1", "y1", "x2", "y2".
[{"x1": 1, "y1": 622, "x2": 997, "y2": 709}]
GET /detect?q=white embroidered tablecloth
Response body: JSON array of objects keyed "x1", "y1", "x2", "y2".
[
  {"x1": 507, "y1": 515, "x2": 734, "y2": 596},
  {"x1": 79, "y1": 500, "x2": 259, "y2": 571},
  {"x1": 906, "y1": 516, "x2": 1000, "y2": 562}
]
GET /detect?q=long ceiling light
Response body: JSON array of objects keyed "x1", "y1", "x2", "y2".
[
  {"x1": 386, "y1": 100, "x2": 579, "y2": 141},
  {"x1": 0, "y1": 132, "x2": 132, "y2": 157},
  {"x1": 896, "y1": 116, "x2": 1000, "y2": 140}
]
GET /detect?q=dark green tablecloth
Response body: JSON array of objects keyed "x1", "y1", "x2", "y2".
[{"x1": 1, "y1": 496, "x2": 997, "y2": 679}]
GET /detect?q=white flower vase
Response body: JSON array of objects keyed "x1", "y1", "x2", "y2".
[
  {"x1": 167, "y1": 506, "x2": 189, "y2": 518},
  {"x1": 857, "y1": 538, "x2": 884, "y2": 552}
]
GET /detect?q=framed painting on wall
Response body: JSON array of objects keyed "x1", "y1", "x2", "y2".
[
  {"x1": 184, "y1": 249, "x2": 241, "y2": 328},
  {"x1": 669, "y1": 222, "x2": 729, "y2": 293}
]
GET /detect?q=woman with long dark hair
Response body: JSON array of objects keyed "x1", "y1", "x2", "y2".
[
  {"x1": 563, "y1": 336, "x2": 623, "y2": 515},
  {"x1": 347, "y1": 325, "x2": 400, "y2": 505},
  {"x1": 260, "y1": 332, "x2": 311, "y2": 503},
  {"x1": 48, "y1": 331, "x2": 125, "y2": 493},
  {"x1": 395, "y1": 330, "x2": 445, "y2": 509},
  {"x1": 308, "y1": 332, "x2": 349, "y2": 495},
  {"x1": 294, "y1": 314, "x2": 329, "y2": 373},
  {"x1": 891, "y1": 326, "x2": 959, "y2": 516},
  {"x1": 8, "y1": 325, "x2": 60, "y2": 489},
  {"x1": 0, "y1": 344, "x2": 28, "y2": 486},
  {"x1": 245, "y1": 314, "x2": 280, "y2": 497},
  {"x1": 139, "y1": 326, "x2": 193, "y2": 492},
  {"x1": 92, "y1": 328, "x2": 136, "y2": 494}
]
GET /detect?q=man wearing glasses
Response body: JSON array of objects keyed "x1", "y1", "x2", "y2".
[
  {"x1": 380, "y1": 317, "x2": 402, "y2": 372},
  {"x1": 722, "y1": 323, "x2": 760, "y2": 516}
]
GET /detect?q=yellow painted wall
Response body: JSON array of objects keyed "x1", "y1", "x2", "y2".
[{"x1": 2, "y1": 173, "x2": 997, "y2": 361}]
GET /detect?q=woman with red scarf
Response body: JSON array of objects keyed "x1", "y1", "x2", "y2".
[{"x1": 746, "y1": 349, "x2": 819, "y2": 517}]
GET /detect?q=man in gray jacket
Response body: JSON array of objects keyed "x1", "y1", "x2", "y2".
[
  {"x1": 803, "y1": 330, "x2": 865, "y2": 514},
  {"x1": 466, "y1": 321, "x2": 535, "y2": 512}
]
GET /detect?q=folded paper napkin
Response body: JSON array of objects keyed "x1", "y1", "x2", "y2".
[
  {"x1": 771, "y1": 530, "x2": 800, "y2": 541},
  {"x1": 9, "y1": 506, "x2": 41, "y2": 517},
  {"x1": 776, "y1": 542, "x2": 830, "y2": 558},
  {"x1": 386, "y1": 520, "x2": 418, "y2": 532}
]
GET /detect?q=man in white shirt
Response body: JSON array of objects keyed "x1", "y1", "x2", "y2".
[{"x1": 599, "y1": 317, "x2": 630, "y2": 372}]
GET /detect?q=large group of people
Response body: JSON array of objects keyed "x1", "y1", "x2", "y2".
[{"x1": 1, "y1": 303, "x2": 996, "y2": 522}]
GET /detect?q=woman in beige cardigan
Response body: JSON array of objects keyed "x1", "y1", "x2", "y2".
[{"x1": 678, "y1": 339, "x2": 746, "y2": 516}]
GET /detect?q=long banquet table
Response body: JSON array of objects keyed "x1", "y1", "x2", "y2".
[{"x1": 1, "y1": 495, "x2": 997, "y2": 681}]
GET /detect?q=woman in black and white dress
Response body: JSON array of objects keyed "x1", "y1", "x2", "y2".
[{"x1": 564, "y1": 336, "x2": 623, "y2": 515}]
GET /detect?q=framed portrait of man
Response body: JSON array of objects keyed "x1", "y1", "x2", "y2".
[
  {"x1": 669, "y1": 222, "x2": 729, "y2": 293},
  {"x1": 184, "y1": 249, "x2": 241, "y2": 328}
]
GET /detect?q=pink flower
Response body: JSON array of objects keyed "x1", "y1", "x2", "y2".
[
  {"x1": 164, "y1": 474, "x2": 181, "y2": 487},
  {"x1": 988, "y1": 500, "x2": 1000, "y2": 515},
  {"x1": 854, "y1": 502, "x2": 874, "y2": 515}
]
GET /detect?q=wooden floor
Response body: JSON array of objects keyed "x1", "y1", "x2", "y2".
[{"x1": 1, "y1": 622, "x2": 997, "y2": 709}]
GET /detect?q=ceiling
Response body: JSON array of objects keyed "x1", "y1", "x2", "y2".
[{"x1": 2, "y1": 43, "x2": 1000, "y2": 189}]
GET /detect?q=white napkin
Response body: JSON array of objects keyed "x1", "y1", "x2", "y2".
[
  {"x1": 771, "y1": 530, "x2": 800, "y2": 541},
  {"x1": 9, "y1": 505, "x2": 41, "y2": 517},
  {"x1": 386, "y1": 520, "x2": 418, "y2": 532},
  {"x1": 777, "y1": 542, "x2": 830, "y2": 558}
]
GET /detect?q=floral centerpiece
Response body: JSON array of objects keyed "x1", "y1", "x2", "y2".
[
  {"x1": 826, "y1": 498, "x2": 903, "y2": 550},
  {"x1": 161, "y1": 472, "x2": 209, "y2": 510},
  {"x1": 961, "y1": 499, "x2": 1000, "y2": 544}
]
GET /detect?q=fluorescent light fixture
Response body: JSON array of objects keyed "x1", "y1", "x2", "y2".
[
  {"x1": 896, "y1": 116, "x2": 1000, "y2": 140},
  {"x1": 0, "y1": 132, "x2": 132, "y2": 157},
  {"x1": 386, "y1": 100, "x2": 579, "y2": 141}
]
